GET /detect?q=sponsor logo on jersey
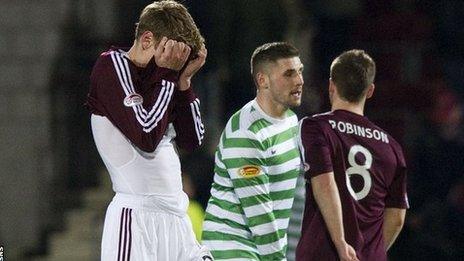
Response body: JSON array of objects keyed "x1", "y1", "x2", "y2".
[
  {"x1": 238, "y1": 165, "x2": 261, "y2": 178},
  {"x1": 123, "y1": 93, "x2": 143, "y2": 107}
]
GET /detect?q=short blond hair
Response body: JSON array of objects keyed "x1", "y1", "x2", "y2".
[{"x1": 135, "y1": 0, "x2": 204, "y2": 55}]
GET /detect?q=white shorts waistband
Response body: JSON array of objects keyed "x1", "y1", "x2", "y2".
[{"x1": 111, "y1": 192, "x2": 189, "y2": 216}]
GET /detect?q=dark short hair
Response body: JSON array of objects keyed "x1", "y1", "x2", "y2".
[
  {"x1": 330, "y1": 49, "x2": 376, "y2": 102},
  {"x1": 250, "y1": 42, "x2": 299, "y2": 86}
]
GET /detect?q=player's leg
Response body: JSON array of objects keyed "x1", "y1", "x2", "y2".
[
  {"x1": 138, "y1": 210, "x2": 212, "y2": 260},
  {"x1": 101, "y1": 202, "x2": 128, "y2": 261},
  {"x1": 103, "y1": 205, "x2": 162, "y2": 260},
  {"x1": 127, "y1": 210, "x2": 177, "y2": 260},
  {"x1": 103, "y1": 200, "x2": 213, "y2": 260}
]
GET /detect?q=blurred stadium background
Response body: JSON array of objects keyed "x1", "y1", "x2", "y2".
[{"x1": 0, "y1": 0, "x2": 463, "y2": 260}]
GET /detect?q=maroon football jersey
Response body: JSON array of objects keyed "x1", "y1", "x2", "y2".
[
  {"x1": 86, "y1": 47, "x2": 204, "y2": 152},
  {"x1": 296, "y1": 110, "x2": 408, "y2": 261}
]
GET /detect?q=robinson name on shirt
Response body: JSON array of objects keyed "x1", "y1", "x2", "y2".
[{"x1": 328, "y1": 120, "x2": 389, "y2": 144}]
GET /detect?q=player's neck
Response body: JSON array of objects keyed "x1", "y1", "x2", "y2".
[
  {"x1": 256, "y1": 94, "x2": 287, "y2": 119},
  {"x1": 127, "y1": 41, "x2": 153, "y2": 68},
  {"x1": 331, "y1": 98, "x2": 365, "y2": 116}
]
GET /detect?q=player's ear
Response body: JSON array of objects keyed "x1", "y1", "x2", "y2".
[
  {"x1": 256, "y1": 72, "x2": 269, "y2": 90},
  {"x1": 329, "y1": 78, "x2": 336, "y2": 94},
  {"x1": 366, "y1": 83, "x2": 375, "y2": 99},
  {"x1": 140, "y1": 31, "x2": 154, "y2": 50}
]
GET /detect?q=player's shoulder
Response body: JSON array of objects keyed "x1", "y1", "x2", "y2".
[
  {"x1": 300, "y1": 111, "x2": 334, "y2": 130},
  {"x1": 366, "y1": 119, "x2": 405, "y2": 157},
  {"x1": 91, "y1": 51, "x2": 112, "y2": 74},
  {"x1": 224, "y1": 99, "x2": 295, "y2": 140},
  {"x1": 219, "y1": 101, "x2": 265, "y2": 152},
  {"x1": 224, "y1": 100, "x2": 256, "y2": 137},
  {"x1": 382, "y1": 132, "x2": 406, "y2": 166},
  {"x1": 93, "y1": 47, "x2": 126, "y2": 70},
  {"x1": 368, "y1": 120, "x2": 402, "y2": 146},
  {"x1": 304, "y1": 111, "x2": 335, "y2": 123},
  {"x1": 96, "y1": 48, "x2": 114, "y2": 63},
  {"x1": 384, "y1": 132, "x2": 404, "y2": 155}
]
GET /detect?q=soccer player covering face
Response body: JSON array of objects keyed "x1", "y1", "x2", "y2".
[
  {"x1": 202, "y1": 42, "x2": 304, "y2": 260},
  {"x1": 86, "y1": 1, "x2": 211, "y2": 260},
  {"x1": 296, "y1": 50, "x2": 409, "y2": 261}
]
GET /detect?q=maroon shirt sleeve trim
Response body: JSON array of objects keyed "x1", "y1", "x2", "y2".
[
  {"x1": 172, "y1": 88, "x2": 204, "y2": 152},
  {"x1": 86, "y1": 94, "x2": 105, "y2": 116},
  {"x1": 306, "y1": 167, "x2": 334, "y2": 179},
  {"x1": 385, "y1": 199, "x2": 409, "y2": 209}
]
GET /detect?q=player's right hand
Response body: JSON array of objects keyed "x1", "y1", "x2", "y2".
[
  {"x1": 154, "y1": 36, "x2": 191, "y2": 71},
  {"x1": 336, "y1": 241, "x2": 359, "y2": 261}
]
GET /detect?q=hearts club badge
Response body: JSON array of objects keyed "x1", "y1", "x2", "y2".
[{"x1": 123, "y1": 93, "x2": 143, "y2": 107}]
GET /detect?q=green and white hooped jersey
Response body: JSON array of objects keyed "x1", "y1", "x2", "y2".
[{"x1": 202, "y1": 99, "x2": 301, "y2": 260}]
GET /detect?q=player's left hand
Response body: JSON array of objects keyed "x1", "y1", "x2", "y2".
[{"x1": 178, "y1": 44, "x2": 207, "y2": 91}]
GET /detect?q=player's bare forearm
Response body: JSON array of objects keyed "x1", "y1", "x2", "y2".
[
  {"x1": 312, "y1": 172, "x2": 345, "y2": 246},
  {"x1": 383, "y1": 208, "x2": 406, "y2": 251},
  {"x1": 312, "y1": 172, "x2": 359, "y2": 261}
]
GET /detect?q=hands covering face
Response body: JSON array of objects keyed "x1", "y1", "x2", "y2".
[
  {"x1": 154, "y1": 36, "x2": 191, "y2": 71},
  {"x1": 180, "y1": 44, "x2": 207, "y2": 81},
  {"x1": 154, "y1": 36, "x2": 207, "y2": 90}
]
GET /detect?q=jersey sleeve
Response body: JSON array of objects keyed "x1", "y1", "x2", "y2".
[
  {"x1": 385, "y1": 142, "x2": 409, "y2": 209},
  {"x1": 172, "y1": 87, "x2": 205, "y2": 152},
  {"x1": 299, "y1": 117, "x2": 333, "y2": 178},
  {"x1": 86, "y1": 52, "x2": 178, "y2": 152},
  {"x1": 220, "y1": 131, "x2": 287, "y2": 260}
]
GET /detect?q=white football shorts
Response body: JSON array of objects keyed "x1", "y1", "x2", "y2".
[{"x1": 101, "y1": 193, "x2": 213, "y2": 261}]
